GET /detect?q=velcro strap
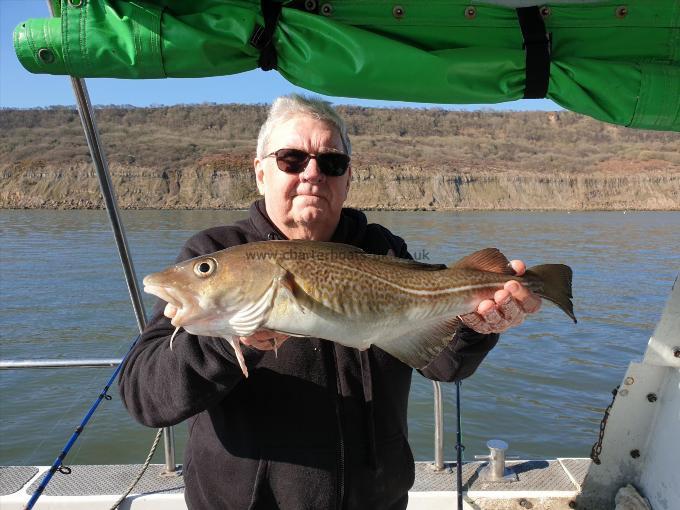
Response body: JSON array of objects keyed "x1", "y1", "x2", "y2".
[
  {"x1": 249, "y1": 0, "x2": 283, "y2": 71},
  {"x1": 516, "y1": 7, "x2": 551, "y2": 99}
]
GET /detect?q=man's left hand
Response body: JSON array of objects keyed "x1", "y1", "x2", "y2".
[{"x1": 459, "y1": 260, "x2": 542, "y2": 334}]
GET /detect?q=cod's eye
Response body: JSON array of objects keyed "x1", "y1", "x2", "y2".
[{"x1": 194, "y1": 258, "x2": 216, "y2": 277}]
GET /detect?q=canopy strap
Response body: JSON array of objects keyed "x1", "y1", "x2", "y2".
[
  {"x1": 516, "y1": 7, "x2": 551, "y2": 99},
  {"x1": 250, "y1": 0, "x2": 283, "y2": 71}
]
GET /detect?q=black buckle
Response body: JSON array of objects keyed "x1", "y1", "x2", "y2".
[
  {"x1": 516, "y1": 7, "x2": 552, "y2": 99},
  {"x1": 249, "y1": 0, "x2": 283, "y2": 71}
]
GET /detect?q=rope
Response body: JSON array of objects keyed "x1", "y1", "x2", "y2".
[
  {"x1": 109, "y1": 427, "x2": 165, "y2": 510},
  {"x1": 24, "y1": 335, "x2": 141, "y2": 510}
]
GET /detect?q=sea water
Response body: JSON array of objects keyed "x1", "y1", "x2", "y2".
[{"x1": 0, "y1": 210, "x2": 678, "y2": 466}]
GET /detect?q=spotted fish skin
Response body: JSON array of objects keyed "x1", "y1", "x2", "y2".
[{"x1": 143, "y1": 240, "x2": 575, "y2": 376}]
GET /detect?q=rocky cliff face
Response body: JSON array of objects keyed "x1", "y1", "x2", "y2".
[
  {"x1": 2, "y1": 162, "x2": 677, "y2": 210},
  {"x1": 2, "y1": 106, "x2": 678, "y2": 210}
]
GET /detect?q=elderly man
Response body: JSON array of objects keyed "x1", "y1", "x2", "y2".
[{"x1": 119, "y1": 94, "x2": 540, "y2": 510}]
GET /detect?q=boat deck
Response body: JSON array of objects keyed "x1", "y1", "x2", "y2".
[{"x1": 0, "y1": 458, "x2": 591, "y2": 509}]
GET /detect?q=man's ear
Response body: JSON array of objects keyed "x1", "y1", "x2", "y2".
[{"x1": 254, "y1": 157, "x2": 265, "y2": 195}]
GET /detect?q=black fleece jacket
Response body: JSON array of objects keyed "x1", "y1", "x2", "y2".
[{"x1": 119, "y1": 200, "x2": 499, "y2": 510}]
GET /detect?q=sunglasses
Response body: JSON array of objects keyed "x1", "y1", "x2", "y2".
[{"x1": 265, "y1": 148, "x2": 350, "y2": 177}]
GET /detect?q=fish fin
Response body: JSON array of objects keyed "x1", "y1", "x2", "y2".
[
  {"x1": 169, "y1": 326, "x2": 182, "y2": 351},
  {"x1": 373, "y1": 316, "x2": 461, "y2": 369},
  {"x1": 283, "y1": 240, "x2": 364, "y2": 254},
  {"x1": 526, "y1": 264, "x2": 577, "y2": 323},
  {"x1": 450, "y1": 248, "x2": 515, "y2": 275},
  {"x1": 274, "y1": 266, "x2": 308, "y2": 314},
  {"x1": 363, "y1": 254, "x2": 448, "y2": 271},
  {"x1": 226, "y1": 336, "x2": 249, "y2": 378},
  {"x1": 228, "y1": 283, "x2": 275, "y2": 337}
]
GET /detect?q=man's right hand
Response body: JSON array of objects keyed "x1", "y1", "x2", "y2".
[
  {"x1": 239, "y1": 330, "x2": 290, "y2": 351},
  {"x1": 164, "y1": 303, "x2": 289, "y2": 350}
]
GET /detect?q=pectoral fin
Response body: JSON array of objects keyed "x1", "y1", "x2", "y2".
[
  {"x1": 274, "y1": 265, "x2": 308, "y2": 314},
  {"x1": 226, "y1": 336, "x2": 249, "y2": 378},
  {"x1": 228, "y1": 282, "x2": 277, "y2": 336},
  {"x1": 373, "y1": 317, "x2": 462, "y2": 369}
]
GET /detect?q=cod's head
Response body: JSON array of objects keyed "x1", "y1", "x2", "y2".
[{"x1": 143, "y1": 252, "x2": 244, "y2": 330}]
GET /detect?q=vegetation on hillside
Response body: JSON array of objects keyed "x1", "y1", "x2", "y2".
[{"x1": 1, "y1": 105, "x2": 678, "y2": 175}]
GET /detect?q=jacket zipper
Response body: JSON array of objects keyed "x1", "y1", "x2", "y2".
[{"x1": 330, "y1": 344, "x2": 345, "y2": 510}]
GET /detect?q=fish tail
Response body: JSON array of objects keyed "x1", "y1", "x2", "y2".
[{"x1": 525, "y1": 264, "x2": 576, "y2": 323}]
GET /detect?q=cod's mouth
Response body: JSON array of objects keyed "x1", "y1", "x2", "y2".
[{"x1": 143, "y1": 284, "x2": 191, "y2": 327}]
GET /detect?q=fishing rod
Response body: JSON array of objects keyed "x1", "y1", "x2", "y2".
[
  {"x1": 23, "y1": 335, "x2": 141, "y2": 510},
  {"x1": 455, "y1": 380, "x2": 464, "y2": 509}
]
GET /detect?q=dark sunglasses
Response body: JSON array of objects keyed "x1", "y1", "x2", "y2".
[{"x1": 265, "y1": 148, "x2": 350, "y2": 177}]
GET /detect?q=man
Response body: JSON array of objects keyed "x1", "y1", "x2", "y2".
[{"x1": 119, "y1": 94, "x2": 541, "y2": 510}]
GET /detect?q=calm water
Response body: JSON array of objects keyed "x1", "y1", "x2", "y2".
[{"x1": 0, "y1": 210, "x2": 678, "y2": 467}]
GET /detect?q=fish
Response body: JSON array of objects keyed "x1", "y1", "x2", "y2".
[{"x1": 143, "y1": 240, "x2": 575, "y2": 378}]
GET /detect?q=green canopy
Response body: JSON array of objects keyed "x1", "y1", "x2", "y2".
[{"x1": 13, "y1": 0, "x2": 680, "y2": 131}]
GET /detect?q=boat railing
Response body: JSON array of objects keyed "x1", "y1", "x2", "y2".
[
  {"x1": 0, "y1": 358, "x2": 176, "y2": 476},
  {"x1": 0, "y1": 360, "x2": 448, "y2": 473}
]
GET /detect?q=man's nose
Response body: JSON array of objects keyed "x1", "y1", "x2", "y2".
[{"x1": 300, "y1": 157, "x2": 325, "y2": 183}]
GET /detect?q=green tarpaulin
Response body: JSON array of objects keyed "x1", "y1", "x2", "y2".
[{"x1": 13, "y1": 0, "x2": 680, "y2": 131}]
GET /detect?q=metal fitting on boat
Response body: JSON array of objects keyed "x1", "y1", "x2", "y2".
[
  {"x1": 672, "y1": 346, "x2": 680, "y2": 358},
  {"x1": 392, "y1": 5, "x2": 405, "y2": 19},
  {"x1": 474, "y1": 439, "x2": 519, "y2": 482},
  {"x1": 304, "y1": 0, "x2": 317, "y2": 11},
  {"x1": 38, "y1": 48, "x2": 55, "y2": 64},
  {"x1": 615, "y1": 6, "x2": 628, "y2": 18},
  {"x1": 464, "y1": 6, "x2": 477, "y2": 19},
  {"x1": 320, "y1": 3, "x2": 333, "y2": 16},
  {"x1": 630, "y1": 449, "x2": 640, "y2": 458},
  {"x1": 646, "y1": 393, "x2": 657, "y2": 402},
  {"x1": 540, "y1": 6, "x2": 551, "y2": 17}
]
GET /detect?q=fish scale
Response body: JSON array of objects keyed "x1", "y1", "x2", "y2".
[{"x1": 143, "y1": 240, "x2": 575, "y2": 378}]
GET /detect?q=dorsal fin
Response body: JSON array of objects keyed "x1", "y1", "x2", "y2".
[
  {"x1": 363, "y1": 254, "x2": 447, "y2": 271},
  {"x1": 450, "y1": 248, "x2": 515, "y2": 275},
  {"x1": 282, "y1": 240, "x2": 364, "y2": 253}
]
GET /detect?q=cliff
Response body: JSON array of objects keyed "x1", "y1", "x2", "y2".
[{"x1": 1, "y1": 106, "x2": 678, "y2": 210}]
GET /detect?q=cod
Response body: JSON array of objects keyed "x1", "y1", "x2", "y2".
[{"x1": 143, "y1": 240, "x2": 575, "y2": 378}]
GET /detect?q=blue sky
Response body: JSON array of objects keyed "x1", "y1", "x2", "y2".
[{"x1": 1, "y1": 0, "x2": 561, "y2": 110}]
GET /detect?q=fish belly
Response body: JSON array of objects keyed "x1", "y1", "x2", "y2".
[
  {"x1": 263, "y1": 291, "x2": 475, "y2": 355},
  {"x1": 263, "y1": 304, "x2": 373, "y2": 350}
]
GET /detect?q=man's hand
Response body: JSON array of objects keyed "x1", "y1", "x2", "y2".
[
  {"x1": 459, "y1": 260, "x2": 542, "y2": 334},
  {"x1": 239, "y1": 330, "x2": 290, "y2": 351},
  {"x1": 163, "y1": 304, "x2": 289, "y2": 350}
]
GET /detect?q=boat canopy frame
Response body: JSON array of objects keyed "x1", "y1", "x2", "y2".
[{"x1": 12, "y1": 0, "x2": 680, "y2": 132}]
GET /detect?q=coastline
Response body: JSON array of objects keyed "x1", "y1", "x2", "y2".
[
  {"x1": 2, "y1": 164, "x2": 678, "y2": 211},
  {"x1": 3, "y1": 106, "x2": 678, "y2": 211}
]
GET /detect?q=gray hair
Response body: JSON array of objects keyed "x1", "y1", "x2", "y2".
[{"x1": 256, "y1": 94, "x2": 351, "y2": 158}]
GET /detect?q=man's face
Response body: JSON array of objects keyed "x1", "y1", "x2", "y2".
[{"x1": 254, "y1": 115, "x2": 351, "y2": 237}]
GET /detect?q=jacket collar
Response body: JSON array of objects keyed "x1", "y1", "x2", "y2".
[{"x1": 248, "y1": 198, "x2": 368, "y2": 245}]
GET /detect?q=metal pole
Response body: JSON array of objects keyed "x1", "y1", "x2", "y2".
[
  {"x1": 68, "y1": 77, "x2": 148, "y2": 331},
  {"x1": 45, "y1": 0, "x2": 175, "y2": 476},
  {"x1": 163, "y1": 427, "x2": 177, "y2": 476},
  {"x1": 455, "y1": 380, "x2": 464, "y2": 509},
  {"x1": 0, "y1": 359, "x2": 121, "y2": 370},
  {"x1": 432, "y1": 381, "x2": 445, "y2": 470}
]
